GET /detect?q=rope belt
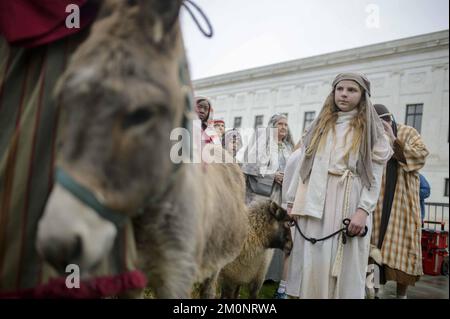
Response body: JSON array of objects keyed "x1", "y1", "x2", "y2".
[{"x1": 331, "y1": 169, "x2": 360, "y2": 278}]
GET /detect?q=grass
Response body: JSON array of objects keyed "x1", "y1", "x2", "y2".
[
  {"x1": 143, "y1": 280, "x2": 279, "y2": 299},
  {"x1": 240, "y1": 280, "x2": 278, "y2": 299}
]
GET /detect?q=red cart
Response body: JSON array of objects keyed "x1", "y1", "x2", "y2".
[{"x1": 421, "y1": 221, "x2": 449, "y2": 276}]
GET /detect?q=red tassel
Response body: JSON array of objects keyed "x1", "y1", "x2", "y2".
[{"x1": 0, "y1": 270, "x2": 147, "y2": 299}]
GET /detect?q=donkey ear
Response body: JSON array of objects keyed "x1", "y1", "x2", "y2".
[{"x1": 142, "y1": 0, "x2": 183, "y2": 31}]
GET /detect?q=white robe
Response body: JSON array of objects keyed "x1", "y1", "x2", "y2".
[{"x1": 285, "y1": 110, "x2": 392, "y2": 299}]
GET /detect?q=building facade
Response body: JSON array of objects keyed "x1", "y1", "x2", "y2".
[{"x1": 193, "y1": 30, "x2": 449, "y2": 204}]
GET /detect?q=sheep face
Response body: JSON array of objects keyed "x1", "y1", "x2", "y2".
[{"x1": 267, "y1": 201, "x2": 293, "y2": 255}]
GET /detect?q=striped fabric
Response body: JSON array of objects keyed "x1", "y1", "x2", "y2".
[
  {"x1": 371, "y1": 124, "x2": 429, "y2": 276},
  {"x1": 0, "y1": 32, "x2": 144, "y2": 296}
]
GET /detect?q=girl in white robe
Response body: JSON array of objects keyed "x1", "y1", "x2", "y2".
[{"x1": 284, "y1": 73, "x2": 392, "y2": 299}]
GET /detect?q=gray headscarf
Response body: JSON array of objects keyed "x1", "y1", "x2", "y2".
[
  {"x1": 299, "y1": 73, "x2": 385, "y2": 189},
  {"x1": 267, "y1": 113, "x2": 294, "y2": 149},
  {"x1": 242, "y1": 113, "x2": 294, "y2": 176}
]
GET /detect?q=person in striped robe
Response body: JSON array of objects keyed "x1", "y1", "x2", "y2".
[
  {"x1": 0, "y1": 0, "x2": 146, "y2": 298},
  {"x1": 371, "y1": 104, "x2": 429, "y2": 299}
]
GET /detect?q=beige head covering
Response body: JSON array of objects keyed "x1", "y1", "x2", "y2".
[
  {"x1": 299, "y1": 72, "x2": 385, "y2": 189},
  {"x1": 241, "y1": 113, "x2": 294, "y2": 176}
]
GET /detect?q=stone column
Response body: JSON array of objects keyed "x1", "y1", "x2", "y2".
[
  {"x1": 389, "y1": 70, "x2": 404, "y2": 121},
  {"x1": 268, "y1": 88, "x2": 278, "y2": 118},
  {"x1": 226, "y1": 93, "x2": 235, "y2": 130},
  {"x1": 293, "y1": 84, "x2": 304, "y2": 140},
  {"x1": 429, "y1": 65, "x2": 448, "y2": 157}
]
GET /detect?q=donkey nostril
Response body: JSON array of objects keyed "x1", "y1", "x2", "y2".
[
  {"x1": 41, "y1": 235, "x2": 83, "y2": 274},
  {"x1": 69, "y1": 235, "x2": 83, "y2": 263}
]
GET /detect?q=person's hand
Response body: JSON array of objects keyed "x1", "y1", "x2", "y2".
[
  {"x1": 348, "y1": 208, "x2": 368, "y2": 236},
  {"x1": 382, "y1": 121, "x2": 396, "y2": 143},
  {"x1": 275, "y1": 172, "x2": 284, "y2": 185}
]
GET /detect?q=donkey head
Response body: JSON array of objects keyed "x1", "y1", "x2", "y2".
[{"x1": 37, "y1": 0, "x2": 192, "y2": 274}]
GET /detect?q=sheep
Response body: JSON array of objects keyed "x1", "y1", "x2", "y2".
[{"x1": 219, "y1": 200, "x2": 293, "y2": 299}]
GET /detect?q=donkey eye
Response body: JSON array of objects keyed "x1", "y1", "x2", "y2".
[{"x1": 122, "y1": 108, "x2": 153, "y2": 129}]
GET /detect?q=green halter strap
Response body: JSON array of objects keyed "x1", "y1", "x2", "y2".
[{"x1": 56, "y1": 167, "x2": 128, "y2": 228}]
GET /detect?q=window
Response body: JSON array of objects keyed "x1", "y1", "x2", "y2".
[
  {"x1": 254, "y1": 115, "x2": 264, "y2": 129},
  {"x1": 405, "y1": 104, "x2": 423, "y2": 133},
  {"x1": 233, "y1": 116, "x2": 242, "y2": 129},
  {"x1": 303, "y1": 111, "x2": 316, "y2": 131},
  {"x1": 445, "y1": 178, "x2": 449, "y2": 197}
]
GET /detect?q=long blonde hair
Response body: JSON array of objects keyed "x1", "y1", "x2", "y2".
[{"x1": 305, "y1": 88, "x2": 368, "y2": 160}]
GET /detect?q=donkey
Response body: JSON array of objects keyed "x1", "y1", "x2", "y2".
[{"x1": 36, "y1": 0, "x2": 248, "y2": 298}]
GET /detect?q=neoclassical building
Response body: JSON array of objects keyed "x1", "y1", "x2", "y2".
[{"x1": 193, "y1": 30, "x2": 449, "y2": 204}]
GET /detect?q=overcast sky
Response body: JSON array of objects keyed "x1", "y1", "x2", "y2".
[{"x1": 180, "y1": 0, "x2": 449, "y2": 80}]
